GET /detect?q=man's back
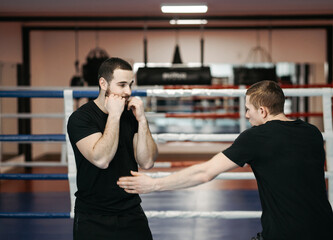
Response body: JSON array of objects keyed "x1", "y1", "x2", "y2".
[{"x1": 224, "y1": 119, "x2": 333, "y2": 239}]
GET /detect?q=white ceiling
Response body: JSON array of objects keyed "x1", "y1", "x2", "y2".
[{"x1": 1, "y1": 0, "x2": 333, "y2": 17}]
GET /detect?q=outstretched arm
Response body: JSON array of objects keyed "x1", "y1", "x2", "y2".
[{"x1": 117, "y1": 152, "x2": 238, "y2": 194}]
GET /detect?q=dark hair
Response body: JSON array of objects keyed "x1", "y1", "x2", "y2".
[
  {"x1": 97, "y1": 57, "x2": 132, "y2": 83},
  {"x1": 246, "y1": 80, "x2": 285, "y2": 115}
]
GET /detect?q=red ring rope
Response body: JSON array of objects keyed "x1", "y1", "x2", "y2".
[
  {"x1": 162, "y1": 83, "x2": 333, "y2": 89},
  {"x1": 164, "y1": 112, "x2": 325, "y2": 119}
]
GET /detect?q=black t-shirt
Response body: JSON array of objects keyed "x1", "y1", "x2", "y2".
[
  {"x1": 67, "y1": 100, "x2": 141, "y2": 214},
  {"x1": 223, "y1": 119, "x2": 333, "y2": 240}
]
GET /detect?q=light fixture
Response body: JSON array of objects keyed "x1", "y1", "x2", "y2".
[
  {"x1": 161, "y1": 4, "x2": 208, "y2": 13},
  {"x1": 170, "y1": 19, "x2": 208, "y2": 25}
]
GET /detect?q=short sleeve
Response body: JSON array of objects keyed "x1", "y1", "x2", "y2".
[
  {"x1": 67, "y1": 110, "x2": 101, "y2": 145},
  {"x1": 222, "y1": 129, "x2": 258, "y2": 167}
]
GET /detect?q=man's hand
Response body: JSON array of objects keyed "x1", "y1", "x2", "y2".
[
  {"x1": 105, "y1": 94, "x2": 126, "y2": 117},
  {"x1": 127, "y1": 97, "x2": 146, "y2": 122},
  {"x1": 117, "y1": 171, "x2": 155, "y2": 194}
]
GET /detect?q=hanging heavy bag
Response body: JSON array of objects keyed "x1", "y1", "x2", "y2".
[{"x1": 82, "y1": 47, "x2": 109, "y2": 86}]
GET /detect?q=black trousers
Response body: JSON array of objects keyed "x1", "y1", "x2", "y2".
[
  {"x1": 251, "y1": 232, "x2": 264, "y2": 240},
  {"x1": 73, "y1": 206, "x2": 153, "y2": 240}
]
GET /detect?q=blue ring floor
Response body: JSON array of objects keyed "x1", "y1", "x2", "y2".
[{"x1": 0, "y1": 190, "x2": 262, "y2": 240}]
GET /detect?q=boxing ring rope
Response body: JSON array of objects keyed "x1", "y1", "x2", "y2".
[
  {"x1": 0, "y1": 87, "x2": 332, "y2": 219},
  {"x1": 2, "y1": 171, "x2": 333, "y2": 181},
  {"x1": 146, "y1": 112, "x2": 325, "y2": 119},
  {"x1": 0, "y1": 211, "x2": 263, "y2": 219}
]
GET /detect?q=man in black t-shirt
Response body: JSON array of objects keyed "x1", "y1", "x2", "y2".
[
  {"x1": 67, "y1": 57, "x2": 158, "y2": 240},
  {"x1": 118, "y1": 80, "x2": 333, "y2": 240}
]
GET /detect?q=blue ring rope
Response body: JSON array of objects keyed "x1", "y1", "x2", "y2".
[
  {"x1": 0, "y1": 90, "x2": 147, "y2": 98},
  {"x1": 0, "y1": 212, "x2": 70, "y2": 218},
  {"x1": 73, "y1": 90, "x2": 98, "y2": 98},
  {"x1": 0, "y1": 90, "x2": 66, "y2": 98},
  {"x1": 0, "y1": 134, "x2": 65, "y2": 142},
  {"x1": 0, "y1": 173, "x2": 68, "y2": 180}
]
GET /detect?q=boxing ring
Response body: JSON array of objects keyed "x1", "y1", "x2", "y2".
[{"x1": 0, "y1": 87, "x2": 332, "y2": 223}]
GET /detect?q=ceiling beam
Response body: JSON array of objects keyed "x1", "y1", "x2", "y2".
[{"x1": 1, "y1": 14, "x2": 333, "y2": 22}]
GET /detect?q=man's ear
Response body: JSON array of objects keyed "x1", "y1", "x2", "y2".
[
  {"x1": 99, "y1": 77, "x2": 108, "y2": 91},
  {"x1": 259, "y1": 106, "x2": 269, "y2": 118}
]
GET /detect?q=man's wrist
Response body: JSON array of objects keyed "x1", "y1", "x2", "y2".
[
  {"x1": 153, "y1": 178, "x2": 161, "y2": 191},
  {"x1": 138, "y1": 117, "x2": 148, "y2": 125},
  {"x1": 108, "y1": 114, "x2": 121, "y2": 122}
]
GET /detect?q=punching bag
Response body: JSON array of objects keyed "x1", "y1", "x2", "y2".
[{"x1": 82, "y1": 47, "x2": 109, "y2": 86}]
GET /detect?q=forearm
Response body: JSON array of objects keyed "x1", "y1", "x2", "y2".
[
  {"x1": 153, "y1": 162, "x2": 211, "y2": 191},
  {"x1": 152, "y1": 153, "x2": 238, "y2": 191},
  {"x1": 118, "y1": 152, "x2": 238, "y2": 194},
  {"x1": 91, "y1": 115, "x2": 120, "y2": 168},
  {"x1": 135, "y1": 119, "x2": 158, "y2": 169}
]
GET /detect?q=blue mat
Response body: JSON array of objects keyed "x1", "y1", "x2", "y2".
[{"x1": 0, "y1": 190, "x2": 262, "y2": 240}]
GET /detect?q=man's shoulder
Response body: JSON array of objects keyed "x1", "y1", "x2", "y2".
[
  {"x1": 72, "y1": 101, "x2": 95, "y2": 115},
  {"x1": 68, "y1": 101, "x2": 95, "y2": 123},
  {"x1": 296, "y1": 119, "x2": 322, "y2": 137},
  {"x1": 235, "y1": 127, "x2": 257, "y2": 143},
  {"x1": 240, "y1": 126, "x2": 259, "y2": 135},
  {"x1": 67, "y1": 101, "x2": 100, "y2": 139}
]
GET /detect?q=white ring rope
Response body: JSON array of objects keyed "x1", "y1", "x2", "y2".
[
  {"x1": 147, "y1": 171, "x2": 333, "y2": 180},
  {"x1": 147, "y1": 89, "x2": 246, "y2": 97},
  {"x1": 146, "y1": 172, "x2": 256, "y2": 180},
  {"x1": 152, "y1": 133, "x2": 239, "y2": 142},
  {"x1": 153, "y1": 162, "x2": 172, "y2": 168},
  {"x1": 146, "y1": 88, "x2": 332, "y2": 98},
  {"x1": 152, "y1": 133, "x2": 332, "y2": 142},
  {"x1": 0, "y1": 162, "x2": 68, "y2": 167},
  {"x1": 145, "y1": 210, "x2": 262, "y2": 219}
]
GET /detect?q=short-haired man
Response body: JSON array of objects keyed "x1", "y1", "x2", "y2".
[{"x1": 68, "y1": 57, "x2": 158, "y2": 240}]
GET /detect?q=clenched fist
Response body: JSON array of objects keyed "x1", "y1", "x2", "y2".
[{"x1": 127, "y1": 97, "x2": 146, "y2": 122}]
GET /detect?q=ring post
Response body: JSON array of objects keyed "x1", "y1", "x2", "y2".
[
  {"x1": 64, "y1": 89, "x2": 77, "y2": 218},
  {"x1": 239, "y1": 85, "x2": 247, "y2": 132},
  {"x1": 322, "y1": 88, "x2": 333, "y2": 204}
]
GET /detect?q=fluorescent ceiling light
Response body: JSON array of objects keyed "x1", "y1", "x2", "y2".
[
  {"x1": 161, "y1": 4, "x2": 208, "y2": 13},
  {"x1": 170, "y1": 19, "x2": 208, "y2": 25}
]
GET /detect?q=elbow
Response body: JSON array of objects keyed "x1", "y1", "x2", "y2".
[
  {"x1": 91, "y1": 156, "x2": 111, "y2": 169},
  {"x1": 139, "y1": 160, "x2": 154, "y2": 170},
  {"x1": 97, "y1": 162, "x2": 109, "y2": 169},
  {"x1": 201, "y1": 174, "x2": 212, "y2": 184},
  {"x1": 138, "y1": 150, "x2": 158, "y2": 170},
  {"x1": 197, "y1": 171, "x2": 214, "y2": 184},
  {"x1": 94, "y1": 161, "x2": 109, "y2": 169},
  {"x1": 194, "y1": 163, "x2": 215, "y2": 184}
]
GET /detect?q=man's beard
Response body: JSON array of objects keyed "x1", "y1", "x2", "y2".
[
  {"x1": 105, "y1": 88, "x2": 111, "y2": 97},
  {"x1": 105, "y1": 89, "x2": 130, "y2": 110}
]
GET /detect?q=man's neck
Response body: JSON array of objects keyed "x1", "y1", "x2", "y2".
[
  {"x1": 94, "y1": 94, "x2": 108, "y2": 113},
  {"x1": 265, "y1": 113, "x2": 292, "y2": 123}
]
